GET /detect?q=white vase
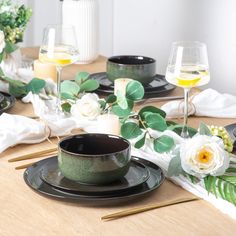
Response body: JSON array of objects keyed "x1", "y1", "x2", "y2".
[{"x1": 62, "y1": 0, "x2": 99, "y2": 64}]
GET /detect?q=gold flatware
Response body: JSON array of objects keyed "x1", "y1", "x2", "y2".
[
  {"x1": 137, "y1": 95, "x2": 184, "y2": 105},
  {"x1": 15, "y1": 161, "x2": 36, "y2": 170},
  {"x1": 101, "y1": 197, "x2": 200, "y2": 221},
  {"x1": 8, "y1": 147, "x2": 57, "y2": 163}
]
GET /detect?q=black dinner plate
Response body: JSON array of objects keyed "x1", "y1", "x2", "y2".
[
  {"x1": 0, "y1": 92, "x2": 16, "y2": 115},
  {"x1": 90, "y1": 72, "x2": 176, "y2": 98},
  {"x1": 40, "y1": 157, "x2": 150, "y2": 194},
  {"x1": 225, "y1": 123, "x2": 236, "y2": 149},
  {"x1": 24, "y1": 156, "x2": 165, "y2": 203}
]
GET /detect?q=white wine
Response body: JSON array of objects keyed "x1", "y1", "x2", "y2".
[
  {"x1": 166, "y1": 65, "x2": 210, "y2": 88},
  {"x1": 39, "y1": 45, "x2": 79, "y2": 67}
]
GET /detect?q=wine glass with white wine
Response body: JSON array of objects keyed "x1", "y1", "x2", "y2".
[
  {"x1": 39, "y1": 25, "x2": 79, "y2": 112},
  {"x1": 166, "y1": 41, "x2": 210, "y2": 138}
]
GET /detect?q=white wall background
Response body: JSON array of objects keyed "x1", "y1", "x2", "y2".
[{"x1": 13, "y1": 0, "x2": 236, "y2": 94}]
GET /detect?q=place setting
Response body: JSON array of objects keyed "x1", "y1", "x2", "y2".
[
  {"x1": 23, "y1": 134, "x2": 165, "y2": 203},
  {"x1": 91, "y1": 55, "x2": 176, "y2": 98}
]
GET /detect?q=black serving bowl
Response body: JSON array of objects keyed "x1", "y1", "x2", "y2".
[
  {"x1": 106, "y1": 55, "x2": 156, "y2": 85},
  {"x1": 58, "y1": 134, "x2": 131, "y2": 185}
]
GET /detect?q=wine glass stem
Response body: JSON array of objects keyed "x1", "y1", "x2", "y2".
[
  {"x1": 56, "y1": 66, "x2": 62, "y2": 112},
  {"x1": 181, "y1": 88, "x2": 190, "y2": 138}
]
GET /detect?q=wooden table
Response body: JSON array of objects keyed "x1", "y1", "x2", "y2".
[{"x1": 0, "y1": 48, "x2": 236, "y2": 236}]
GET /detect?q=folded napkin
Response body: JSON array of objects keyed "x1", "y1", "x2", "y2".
[{"x1": 161, "y1": 88, "x2": 236, "y2": 118}]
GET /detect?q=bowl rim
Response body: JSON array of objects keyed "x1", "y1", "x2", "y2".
[
  {"x1": 107, "y1": 55, "x2": 156, "y2": 66},
  {"x1": 58, "y1": 133, "x2": 131, "y2": 157}
]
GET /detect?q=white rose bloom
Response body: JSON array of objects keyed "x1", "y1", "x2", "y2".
[
  {"x1": 71, "y1": 93, "x2": 101, "y2": 120},
  {"x1": 0, "y1": 30, "x2": 6, "y2": 53},
  {"x1": 180, "y1": 135, "x2": 230, "y2": 178}
]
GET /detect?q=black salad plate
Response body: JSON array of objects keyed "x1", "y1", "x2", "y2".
[
  {"x1": 0, "y1": 92, "x2": 16, "y2": 115},
  {"x1": 40, "y1": 157, "x2": 150, "y2": 194},
  {"x1": 24, "y1": 156, "x2": 165, "y2": 202},
  {"x1": 90, "y1": 72, "x2": 175, "y2": 98},
  {"x1": 225, "y1": 123, "x2": 236, "y2": 149}
]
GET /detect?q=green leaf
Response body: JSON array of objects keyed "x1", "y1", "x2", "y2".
[
  {"x1": 61, "y1": 102, "x2": 71, "y2": 113},
  {"x1": 75, "y1": 72, "x2": 90, "y2": 85},
  {"x1": 121, "y1": 122, "x2": 142, "y2": 139},
  {"x1": 134, "y1": 132, "x2": 147, "y2": 149},
  {"x1": 26, "y1": 78, "x2": 46, "y2": 94},
  {"x1": 4, "y1": 42, "x2": 18, "y2": 54},
  {"x1": 199, "y1": 123, "x2": 212, "y2": 136},
  {"x1": 145, "y1": 113, "x2": 167, "y2": 131},
  {"x1": 0, "y1": 67, "x2": 4, "y2": 77},
  {"x1": 61, "y1": 80, "x2": 80, "y2": 96},
  {"x1": 168, "y1": 125, "x2": 197, "y2": 138},
  {"x1": 9, "y1": 84, "x2": 27, "y2": 98},
  {"x1": 112, "y1": 100, "x2": 134, "y2": 118},
  {"x1": 167, "y1": 150, "x2": 183, "y2": 177},
  {"x1": 166, "y1": 120, "x2": 178, "y2": 127},
  {"x1": 116, "y1": 90, "x2": 128, "y2": 109},
  {"x1": 106, "y1": 94, "x2": 117, "y2": 104},
  {"x1": 0, "y1": 52, "x2": 4, "y2": 63},
  {"x1": 80, "y1": 79, "x2": 99, "y2": 92},
  {"x1": 139, "y1": 106, "x2": 166, "y2": 119},
  {"x1": 61, "y1": 92, "x2": 76, "y2": 100},
  {"x1": 98, "y1": 100, "x2": 106, "y2": 110},
  {"x1": 154, "y1": 135, "x2": 175, "y2": 153},
  {"x1": 126, "y1": 81, "x2": 144, "y2": 101}
]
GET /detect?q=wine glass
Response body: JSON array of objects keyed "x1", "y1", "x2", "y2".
[
  {"x1": 39, "y1": 25, "x2": 79, "y2": 112},
  {"x1": 166, "y1": 41, "x2": 210, "y2": 138}
]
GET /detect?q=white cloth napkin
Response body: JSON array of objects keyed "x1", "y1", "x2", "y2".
[{"x1": 162, "y1": 88, "x2": 236, "y2": 118}]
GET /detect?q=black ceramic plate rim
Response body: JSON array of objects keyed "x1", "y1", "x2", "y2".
[
  {"x1": 225, "y1": 123, "x2": 236, "y2": 148},
  {"x1": 40, "y1": 157, "x2": 150, "y2": 193},
  {"x1": 0, "y1": 92, "x2": 15, "y2": 114},
  {"x1": 89, "y1": 72, "x2": 169, "y2": 91},
  {"x1": 23, "y1": 156, "x2": 165, "y2": 201},
  {"x1": 96, "y1": 83, "x2": 175, "y2": 97}
]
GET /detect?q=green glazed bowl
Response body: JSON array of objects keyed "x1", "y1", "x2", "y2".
[
  {"x1": 107, "y1": 55, "x2": 156, "y2": 85},
  {"x1": 58, "y1": 134, "x2": 131, "y2": 185}
]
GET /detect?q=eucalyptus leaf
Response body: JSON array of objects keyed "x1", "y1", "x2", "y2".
[
  {"x1": 138, "y1": 106, "x2": 166, "y2": 119},
  {"x1": 106, "y1": 94, "x2": 117, "y2": 103},
  {"x1": 75, "y1": 72, "x2": 90, "y2": 85},
  {"x1": 121, "y1": 122, "x2": 142, "y2": 139},
  {"x1": 116, "y1": 90, "x2": 128, "y2": 109},
  {"x1": 112, "y1": 99, "x2": 134, "y2": 118},
  {"x1": 126, "y1": 81, "x2": 144, "y2": 101},
  {"x1": 80, "y1": 79, "x2": 99, "y2": 92},
  {"x1": 61, "y1": 80, "x2": 80, "y2": 97},
  {"x1": 26, "y1": 78, "x2": 46, "y2": 94},
  {"x1": 99, "y1": 100, "x2": 106, "y2": 110},
  {"x1": 168, "y1": 124, "x2": 197, "y2": 138},
  {"x1": 0, "y1": 52, "x2": 3, "y2": 63},
  {"x1": 154, "y1": 135, "x2": 175, "y2": 153},
  {"x1": 167, "y1": 150, "x2": 184, "y2": 177},
  {"x1": 4, "y1": 42, "x2": 18, "y2": 54},
  {"x1": 134, "y1": 132, "x2": 147, "y2": 149},
  {"x1": 61, "y1": 92, "x2": 76, "y2": 100},
  {"x1": 145, "y1": 113, "x2": 167, "y2": 131},
  {"x1": 61, "y1": 102, "x2": 71, "y2": 113},
  {"x1": 9, "y1": 84, "x2": 27, "y2": 97},
  {"x1": 199, "y1": 123, "x2": 212, "y2": 136},
  {"x1": 0, "y1": 67, "x2": 4, "y2": 76}
]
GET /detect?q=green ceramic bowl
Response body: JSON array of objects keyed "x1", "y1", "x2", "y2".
[
  {"x1": 58, "y1": 134, "x2": 131, "y2": 185},
  {"x1": 107, "y1": 55, "x2": 156, "y2": 85}
]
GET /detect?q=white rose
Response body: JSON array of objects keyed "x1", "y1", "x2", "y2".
[
  {"x1": 0, "y1": 30, "x2": 6, "y2": 54},
  {"x1": 180, "y1": 135, "x2": 230, "y2": 178},
  {"x1": 71, "y1": 93, "x2": 101, "y2": 120}
]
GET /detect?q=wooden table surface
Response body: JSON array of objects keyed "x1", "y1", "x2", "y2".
[{"x1": 0, "y1": 48, "x2": 236, "y2": 236}]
